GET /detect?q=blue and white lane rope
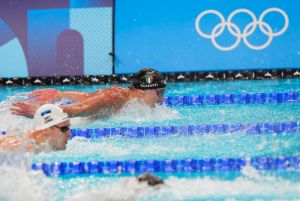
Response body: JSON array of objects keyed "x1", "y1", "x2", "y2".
[
  {"x1": 69, "y1": 121, "x2": 299, "y2": 139},
  {"x1": 162, "y1": 92, "x2": 299, "y2": 106},
  {"x1": 32, "y1": 156, "x2": 300, "y2": 176},
  {"x1": 1, "y1": 121, "x2": 299, "y2": 138}
]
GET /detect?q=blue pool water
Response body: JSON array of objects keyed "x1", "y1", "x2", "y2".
[{"x1": 0, "y1": 78, "x2": 300, "y2": 201}]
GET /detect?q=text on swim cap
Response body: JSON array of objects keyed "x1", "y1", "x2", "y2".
[
  {"x1": 140, "y1": 83, "x2": 159, "y2": 88},
  {"x1": 44, "y1": 116, "x2": 53, "y2": 124}
]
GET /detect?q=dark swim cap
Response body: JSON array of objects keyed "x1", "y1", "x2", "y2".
[
  {"x1": 137, "y1": 173, "x2": 164, "y2": 186},
  {"x1": 132, "y1": 68, "x2": 166, "y2": 89}
]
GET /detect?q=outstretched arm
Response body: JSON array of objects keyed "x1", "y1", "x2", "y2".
[
  {"x1": 60, "y1": 91, "x2": 126, "y2": 117},
  {"x1": 11, "y1": 90, "x2": 127, "y2": 118},
  {"x1": 29, "y1": 88, "x2": 90, "y2": 104}
]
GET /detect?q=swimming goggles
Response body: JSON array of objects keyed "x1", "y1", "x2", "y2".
[
  {"x1": 155, "y1": 89, "x2": 165, "y2": 97},
  {"x1": 54, "y1": 125, "x2": 70, "y2": 133}
]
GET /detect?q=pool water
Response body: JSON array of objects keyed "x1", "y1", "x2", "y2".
[{"x1": 0, "y1": 78, "x2": 300, "y2": 201}]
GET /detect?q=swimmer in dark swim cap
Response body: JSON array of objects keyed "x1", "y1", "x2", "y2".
[
  {"x1": 132, "y1": 68, "x2": 166, "y2": 90},
  {"x1": 66, "y1": 173, "x2": 165, "y2": 200},
  {"x1": 136, "y1": 173, "x2": 165, "y2": 186},
  {"x1": 11, "y1": 68, "x2": 166, "y2": 119}
]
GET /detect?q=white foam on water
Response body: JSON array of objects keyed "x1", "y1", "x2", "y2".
[
  {"x1": 34, "y1": 136, "x2": 191, "y2": 162},
  {"x1": 164, "y1": 176, "x2": 300, "y2": 200},
  {"x1": 52, "y1": 97, "x2": 180, "y2": 127},
  {"x1": 64, "y1": 177, "x2": 161, "y2": 201},
  {"x1": 37, "y1": 137, "x2": 131, "y2": 161},
  {"x1": 89, "y1": 99, "x2": 180, "y2": 127},
  {"x1": 64, "y1": 172, "x2": 300, "y2": 201},
  {"x1": 33, "y1": 131, "x2": 299, "y2": 163},
  {"x1": 0, "y1": 151, "x2": 56, "y2": 201}
]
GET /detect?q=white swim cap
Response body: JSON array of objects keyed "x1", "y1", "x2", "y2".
[{"x1": 34, "y1": 104, "x2": 69, "y2": 131}]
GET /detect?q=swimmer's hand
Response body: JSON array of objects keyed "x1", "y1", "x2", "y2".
[
  {"x1": 10, "y1": 102, "x2": 38, "y2": 118},
  {"x1": 28, "y1": 88, "x2": 61, "y2": 104}
]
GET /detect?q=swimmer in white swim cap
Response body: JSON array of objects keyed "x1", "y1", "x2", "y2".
[{"x1": 0, "y1": 104, "x2": 71, "y2": 152}]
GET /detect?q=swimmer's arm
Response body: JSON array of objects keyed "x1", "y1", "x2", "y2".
[
  {"x1": 61, "y1": 89, "x2": 108, "y2": 103},
  {"x1": 30, "y1": 88, "x2": 91, "y2": 103},
  {"x1": 60, "y1": 92, "x2": 126, "y2": 117},
  {"x1": 59, "y1": 91, "x2": 91, "y2": 103},
  {"x1": 10, "y1": 90, "x2": 125, "y2": 118}
]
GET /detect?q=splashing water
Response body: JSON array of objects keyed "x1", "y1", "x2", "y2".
[
  {"x1": 0, "y1": 151, "x2": 57, "y2": 201},
  {"x1": 86, "y1": 99, "x2": 180, "y2": 128},
  {"x1": 64, "y1": 177, "x2": 158, "y2": 201},
  {"x1": 63, "y1": 170, "x2": 300, "y2": 201},
  {"x1": 117, "y1": 99, "x2": 180, "y2": 123},
  {"x1": 1, "y1": 82, "x2": 300, "y2": 201}
]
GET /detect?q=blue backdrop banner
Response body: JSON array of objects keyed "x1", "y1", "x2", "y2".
[{"x1": 115, "y1": 0, "x2": 300, "y2": 73}]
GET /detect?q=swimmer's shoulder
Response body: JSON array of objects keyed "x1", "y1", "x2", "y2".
[
  {"x1": 99, "y1": 86, "x2": 132, "y2": 97},
  {"x1": 108, "y1": 86, "x2": 130, "y2": 92},
  {"x1": 94, "y1": 86, "x2": 128, "y2": 94},
  {"x1": 91, "y1": 86, "x2": 132, "y2": 105},
  {"x1": 0, "y1": 132, "x2": 34, "y2": 151},
  {"x1": 0, "y1": 133, "x2": 22, "y2": 150}
]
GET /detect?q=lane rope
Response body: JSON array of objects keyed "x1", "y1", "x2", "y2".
[
  {"x1": 1, "y1": 121, "x2": 299, "y2": 138},
  {"x1": 162, "y1": 92, "x2": 299, "y2": 106},
  {"x1": 32, "y1": 156, "x2": 300, "y2": 176},
  {"x1": 70, "y1": 121, "x2": 299, "y2": 138}
]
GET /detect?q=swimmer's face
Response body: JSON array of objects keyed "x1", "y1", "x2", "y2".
[
  {"x1": 46, "y1": 120, "x2": 71, "y2": 150},
  {"x1": 142, "y1": 88, "x2": 165, "y2": 107}
]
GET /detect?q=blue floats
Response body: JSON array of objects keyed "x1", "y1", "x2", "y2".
[
  {"x1": 69, "y1": 121, "x2": 299, "y2": 139},
  {"x1": 87, "y1": 161, "x2": 102, "y2": 173},
  {"x1": 3, "y1": 121, "x2": 299, "y2": 138},
  {"x1": 32, "y1": 156, "x2": 300, "y2": 176},
  {"x1": 162, "y1": 91, "x2": 299, "y2": 106}
]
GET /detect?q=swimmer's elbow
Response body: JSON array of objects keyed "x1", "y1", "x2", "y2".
[{"x1": 60, "y1": 105, "x2": 81, "y2": 117}]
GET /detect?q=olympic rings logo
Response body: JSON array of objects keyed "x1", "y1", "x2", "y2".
[{"x1": 195, "y1": 8, "x2": 289, "y2": 51}]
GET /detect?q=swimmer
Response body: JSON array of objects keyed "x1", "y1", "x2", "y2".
[
  {"x1": 1, "y1": 104, "x2": 71, "y2": 152},
  {"x1": 11, "y1": 68, "x2": 166, "y2": 119},
  {"x1": 65, "y1": 173, "x2": 165, "y2": 201},
  {"x1": 136, "y1": 173, "x2": 165, "y2": 186}
]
